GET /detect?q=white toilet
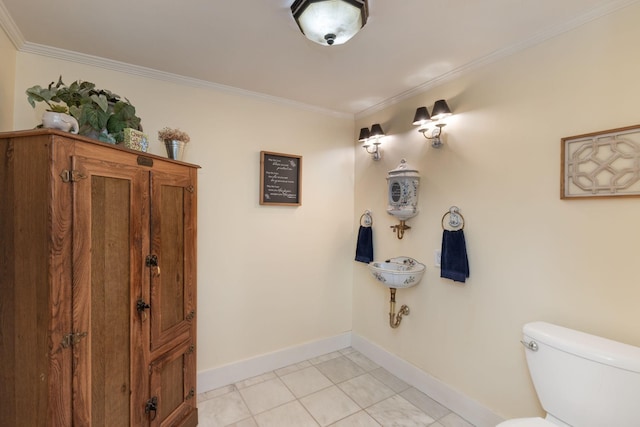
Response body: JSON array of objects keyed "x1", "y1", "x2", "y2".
[{"x1": 498, "y1": 321, "x2": 640, "y2": 427}]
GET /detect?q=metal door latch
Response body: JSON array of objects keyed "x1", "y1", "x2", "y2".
[
  {"x1": 136, "y1": 299, "x2": 150, "y2": 312},
  {"x1": 145, "y1": 396, "x2": 158, "y2": 420},
  {"x1": 59, "y1": 169, "x2": 87, "y2": 183},
  {"x1": 61, "y1": 332, "x2": 88, "y2": 348},
  {"x1": 145, "y1": 254, "x2": 161, "y2": 276}
]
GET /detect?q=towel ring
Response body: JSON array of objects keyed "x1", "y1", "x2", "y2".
[
  {"x1": 360, "y1": 210, "x2": 373, "y2": 227},
  {"x1": 441, "y1": 206, "x2": 464, "y2": 230}
]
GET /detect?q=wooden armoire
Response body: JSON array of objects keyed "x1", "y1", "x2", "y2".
[{"x1": 0, "y1": 129, "x2": 198, "y2": 426}]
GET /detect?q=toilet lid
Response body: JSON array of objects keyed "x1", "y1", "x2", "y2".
[{"x1": 497, "y1": 417, "x2": 556, "y2": 427}]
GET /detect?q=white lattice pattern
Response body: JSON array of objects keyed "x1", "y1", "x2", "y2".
[{"x1": 563, "y1": 128, "x2": 640, "y2": 197}]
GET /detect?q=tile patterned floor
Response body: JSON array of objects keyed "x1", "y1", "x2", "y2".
[{"x1": 197, "y1": 347, "x2": 475, "y2": 427}]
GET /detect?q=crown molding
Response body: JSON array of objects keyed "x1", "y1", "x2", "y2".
[
  {"x1": 16, "y1": 41, "x2": 353, "y2": 120},
  {"x1": 355, "y1": 0, "x2": 640, "y2": 119},
  {"x1": 3, "y1": 0, "x2": 637, "y2": 121},
  {"x1": 0, "y1": 0, "x2": 24, "y2": 49}
]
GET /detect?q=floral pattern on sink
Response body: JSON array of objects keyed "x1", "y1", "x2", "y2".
[{"x1": 368, "y1": 256, "x2": 426, "y2": 289}]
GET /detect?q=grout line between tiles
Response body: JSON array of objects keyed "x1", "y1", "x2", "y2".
[{"x1": 200, "y1": 349, "x2": 474, "y2": 427}]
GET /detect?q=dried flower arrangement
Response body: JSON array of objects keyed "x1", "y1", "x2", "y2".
[{"x1": 158, "y1": 127, "x2": 190, "y2": 143}]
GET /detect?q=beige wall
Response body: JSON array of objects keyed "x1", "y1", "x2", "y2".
[
  {"x1": 11, "y1": 53, "x2": 355, "y2": 372},
  {"x1": 354, "y1": 2, "x2": 640, "y2": 419},
  {"x1": 0, "y1": 26, "x2": 15, "y2": 131},
  {"x1": 4, "y1": 2, "x2": 640, "y2": 421}
]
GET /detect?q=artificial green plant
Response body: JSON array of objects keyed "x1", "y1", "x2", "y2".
[{"x1": 26, "y1": 76, "x2": 142, "y2": 143}]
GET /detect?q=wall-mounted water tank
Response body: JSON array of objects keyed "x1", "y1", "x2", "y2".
[{"x1": 386, "y1": 159, "x2": 420, "y2": 221}]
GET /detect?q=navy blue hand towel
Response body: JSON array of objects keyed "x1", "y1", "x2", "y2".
[
  {"x1": 441, "y1": 229, "x2": 469, "y2": 282},
  {"x1": 355, "y1": 226, "x2": 374, "y2": 263}
]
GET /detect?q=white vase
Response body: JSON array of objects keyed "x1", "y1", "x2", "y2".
[
  {"x1": 164, "y1": 139, "x2": 186, "y2": 160},
  {"x1": 42, "y1": 111, "x2": 79, "y2": 134}
]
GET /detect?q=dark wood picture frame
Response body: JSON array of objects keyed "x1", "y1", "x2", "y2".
[{"x1": 260, "y1": 151, "x2": 302, "y2": 206}]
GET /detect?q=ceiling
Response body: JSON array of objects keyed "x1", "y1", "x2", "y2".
[{"x1": 1, "y1": 0, "x2": 636, "y2": 116}]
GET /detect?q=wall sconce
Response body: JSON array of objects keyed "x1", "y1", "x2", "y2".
[
  {"x1": 291, "y1": 0, "x2": 369, "y2": 46},
  {"x1": 359, "y1": 123, "x2": 384, "y2": 161},
  {"x1": 412, "y1": 99, "x2": 452, "y2": 148}
]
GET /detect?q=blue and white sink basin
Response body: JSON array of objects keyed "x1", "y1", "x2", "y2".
[{"x1": 368, "y1": 256, "x2": 426, "y2": 289}]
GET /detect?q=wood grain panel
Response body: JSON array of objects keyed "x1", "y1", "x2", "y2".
[
  {"x1": 149, "y1": 340, "x2": 197, "y2": 427},
  {"x1": 160, "y1": 185, "x2": 185, "y2": 330},
  {"x1": 72, "y1": 155, "x2": 147, "y2": 426},
  {"x1": 90, "y1": 176, "x2": 131, "y2": 426},
  {"x1": 149, "y1": 169, "x2": 195, "y2": 354},
  {"x1": 0, "y1": 130, "x2": 198, "y2": 426}
]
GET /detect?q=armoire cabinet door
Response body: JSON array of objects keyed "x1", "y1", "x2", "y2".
[
  {"x1": 148, "y1": 339, "x2": 198, "y2": 427},
  {"x1": 145, "y1": 167, "x2": 197, "y2": 426},
  {"x1": 71, "y1": 155, "x2": 149, "y2": 426},
  {"x1": 148, "y1": 169, "x2": 196, "y2": 353}
]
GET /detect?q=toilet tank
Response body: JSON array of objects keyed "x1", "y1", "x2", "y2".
[{"x1": 523, "y1": 322, "x2": 640, "y2": 427}]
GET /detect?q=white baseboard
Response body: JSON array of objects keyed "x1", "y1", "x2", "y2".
[
  {"x1": 351, "y1": 333, "x2": 504, "y2": 427},
  {"x1": 197, "y1": 332, "x2": 351, "y2": 392},
  {"x1": 197, "y1": 331, "x2": 502, "y2": 427}
]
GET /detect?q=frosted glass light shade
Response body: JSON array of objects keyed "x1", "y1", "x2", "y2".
[{"x1": 292, "y1": 0, "x2": 368, "y2": 46}]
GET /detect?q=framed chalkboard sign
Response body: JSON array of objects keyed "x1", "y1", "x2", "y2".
[{"x1": 260, "y1": 151, "x2": 302, "y2": 206}]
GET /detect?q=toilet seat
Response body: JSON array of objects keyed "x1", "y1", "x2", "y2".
[{"x1": 496, "y1": 417, "x2": 556, "y2": 427}]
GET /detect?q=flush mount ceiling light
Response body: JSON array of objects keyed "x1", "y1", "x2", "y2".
[{"x1": 291, "y1": 0, "x2": 369, "y2": 46}]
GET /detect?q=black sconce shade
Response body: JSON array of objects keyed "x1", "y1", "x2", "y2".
[
  {"x1": 412, "y1": 107, "x2": 431, "y2": 126},
  {"x1": 431, "y1": 99, "x2": 452, "y2": 120},
  {"x1": 369, "y1": 123, "x2": 384, "y2": 138},
  {"x1": 358, "y1": 127, "x2": 370, "y2": 142}
]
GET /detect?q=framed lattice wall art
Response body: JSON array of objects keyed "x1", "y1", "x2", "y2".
[{"x1": 561, "y1": 124, "x2": 640, "y2": 199}]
